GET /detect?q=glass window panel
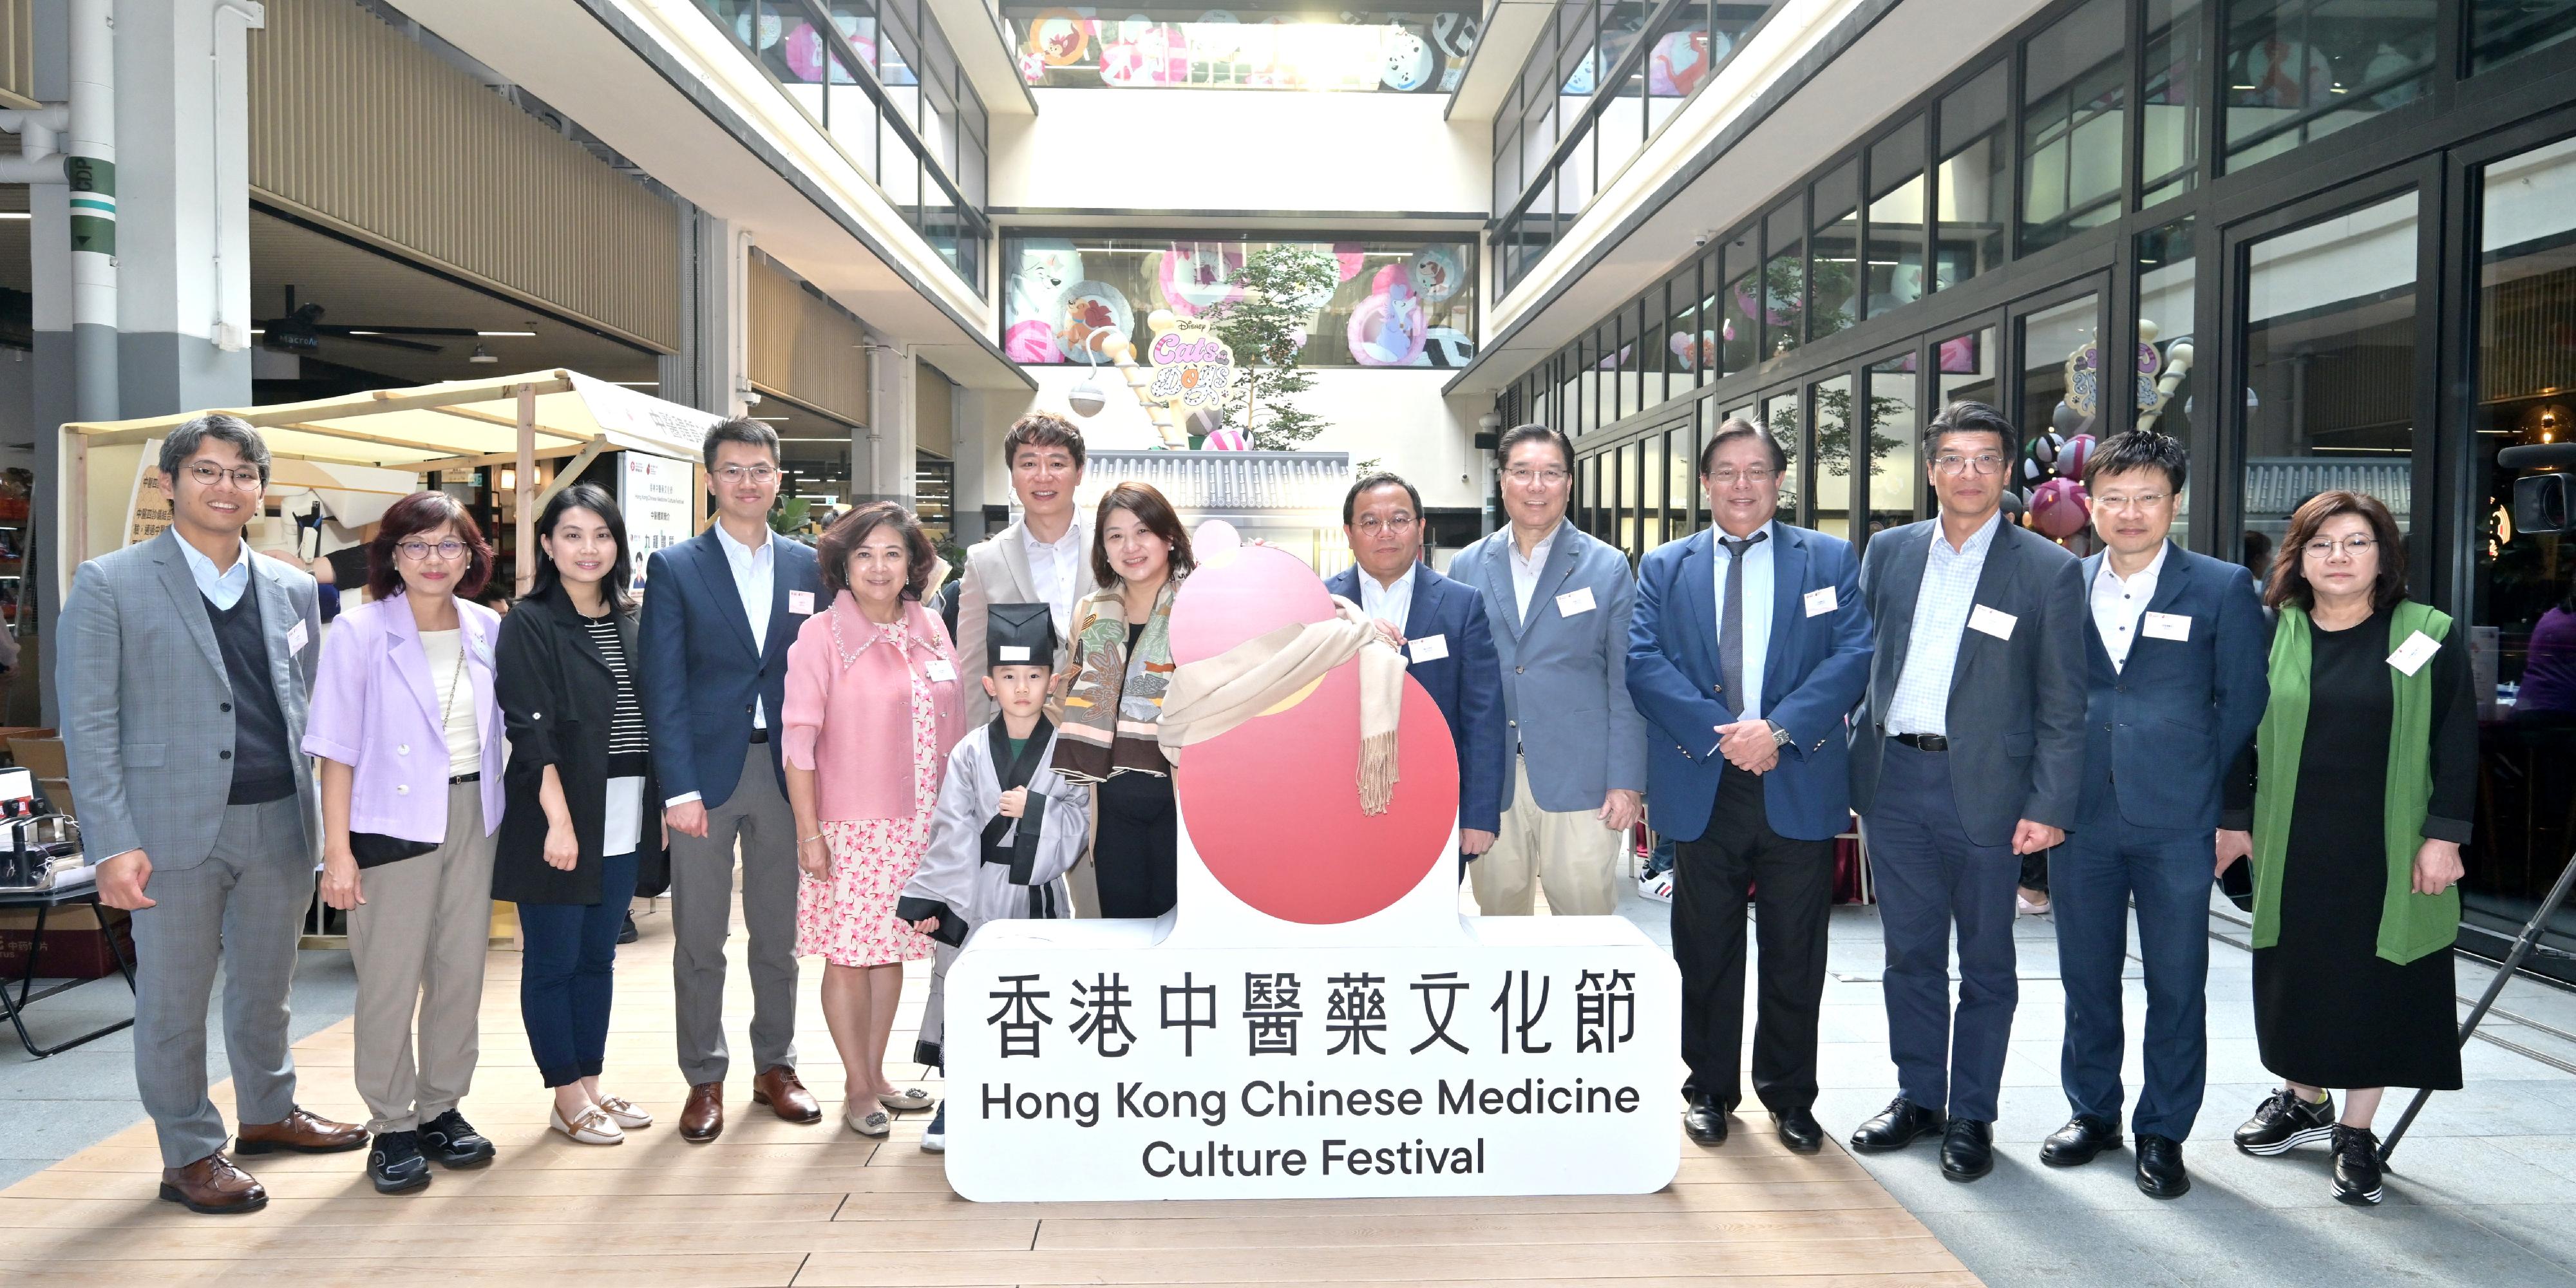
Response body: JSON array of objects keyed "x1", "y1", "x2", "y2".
[
  {"x1": 1618, "y1": 439, "x2": 1641, "y2": 553},
  {"x1": 824, "y1": 48, "x2": 880, "y2": 183},
  {"x1": 2473, "y1": 0, "x2": 2576, "y2": 71},
  {"x1": 1658, "y1": 265, "x2": 1698, "y2": 402},
  {"x1": 2019, "y1": 294, "x2": 2102, "y2": 554},
  {"x1": 1580, "y1": 451, "x2": 1601, "y2": 538},
  {"x1": 1561, "y1": 341, "x2": 1586, "y2": 434},
  {"x1": 1004, "y1": 6, "x2": 1484, "y2": 90},
  {"x1": 2240, "y1": 191, "x2": 2420, "y2": 567},
  {"x1": 1719, "y1": 227, "x2": 1758, "y2": 377},
  {"x1": 2020, "y1": 0, "x2": 2126, "y2": 253},
  {"x1": 2141, "y1": 0, "x2": 2205, "y2": 208},
  {"x1": 2223, "y1": 1, "x2": 2435, "y2": 171},
  {"x1": 1937, "y1": 62, "x2": 2010, "y2": 289},
  {"x1": 1866, "y1": 117, "x2": 1927, "y2": 319},
  {"x1": 1761, "y1": 199, "x2": 1803, "y2": 373},
  {"x1": 1645, "y1": 2, "x2": 1708, "y2": 133},
  {"x1": 1671, "y1": 417, "x2": 1701, "y2": 535},
  {"x1": 1938, "y1": 325, "x2": 2000, "y2": 411},
  {"x1": 1494, "y1": 126, "x2": 1521, "y2": 218},
  {"x1": 1638, "y1": 430, "x2": 1665, "y2": 553},
  {"x1": 1866, "y1": 352, "x2": 1920, "y2": 538},
  {"x1": 1615, "y1": 306, "x2": 1642, "y2": 422},
  {"x1": 1810, "y1": 160, "x2": 1859, "y2": 341},
  {"x1": 1596, "y1": 9, "x2": 1650, "y2": 185},
  {"x1": 1762, "y1": 391, "x2": 1803, "y2": 520},
  {"x1": 2135, "y1": 216, "x2": 2197, "y2": 545},
  {"x1": 1811, "y1": 375, "x2": 1854, "y2": 539}
]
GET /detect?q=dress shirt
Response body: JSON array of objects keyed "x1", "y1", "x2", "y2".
[
  {"x1": 1507, "y1": 520, "x2": 1564, "y2": 623},
  {"x1": 2089, "y1": 542, "x2": 2170, "y2": 673},
  {"x1": 717, "y1": 523, "x2": 775, "y2": 729},
  {"x1": 1022, "y1": 518, "x2": 1088, "y2": 638},
  {"x1": 1711, "y1": 521, "x2": 1776, "y2": 734},
  {"x1": 1358, "y1": 561, "x2": 1419, "y2": 636},
  {"x1": 1887, "y1": 509, "x2": 2003, "y2": 737},
  {"x1": 178, "y1": 534, "x2": 254, "y2": 611}
]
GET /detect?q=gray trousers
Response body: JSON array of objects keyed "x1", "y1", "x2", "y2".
[
  {"x1": 347, "y1": 781, "x2": 498, "y2": 1135},
  {"x1": 129, "y1": 797, "x2": 312, "y2": 1168},
  {"x1": 669, "y1": 742, "x2": 800, "y2": 1085}
]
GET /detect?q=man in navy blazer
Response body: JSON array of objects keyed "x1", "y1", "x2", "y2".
[
  {"x1": 639, "y1": 419, "x2": 828, "y2": 1143},
  {"x1": 1627, "y1": 417, "x2": 1873, "y2": 1153},
  {"x1": 2041, "y1": 432, "x2": 2268, "y2": 1198},
  {"x1": 1328, "y1": 472, "x2": 1506, "y2": 871}
]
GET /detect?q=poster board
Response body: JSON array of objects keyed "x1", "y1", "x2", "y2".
[
  {"x1": 620, "y1": 450, "x2": 696, "y2": 595},
  {"x1": 123, "y1": 439, "x2": 171, "y2": 548}
]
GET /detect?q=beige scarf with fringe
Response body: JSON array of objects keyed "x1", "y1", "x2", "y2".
[{"x1": 1155, "y1": 597, "x2": 1406, "y2": 814}]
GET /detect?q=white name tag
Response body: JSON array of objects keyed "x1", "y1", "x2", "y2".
[
  {"x1": 2387, "y1": 630, "x2": 2439, "y2": 676},
  {"x1": 2141, "y1": 611, "x2": 2192, "y2": 642},
  {"x1": 1967, "y1": 604, "x2": 2018, "y2": 640},
  {"x1": 925, "y1": 658, "x2": 958, "y2": 683},
  {"x1": 1407, "y1": 633, "x2": 1449, "y2": 665},
  {"x1": 998, "y1": 645, "x2": 1032, "y2": 663},
  {"x1": 285, "y1": 620, "x2": 309, "y2": 655},
  {"x1": 469, "y1": 630, "x2": 494, "y2": 665},
  {"x1": 1556, "y1": 586, "x2": 1596, "y2": 618},
  {"x1": 788, "y1": 589, "x2": 816, "y2": 615},
  {"x1": 1803, "y1": 586, "x2": 1838, "y2": 617}
]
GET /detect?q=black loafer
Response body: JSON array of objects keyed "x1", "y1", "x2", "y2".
[
  {"x1": 367, "y1": 1131, "x2": 431, "y2": 1195},
  {"x1": 2135, "y1": 1132, "x2": 2190, "y2": 1198},
  {"x1": 419, "y1": 1110, "x2": 497, "y2": 1168},
  {"x1": 1940, "y1": 1119, "x2": 1994, "y2": 1182},
  {"x1": 1773, "y1": 1106, "x2": 1824, "y2": 1154},
  {"x1": 1683, "y1": 1094, "x2": 1729, "y2": 1146},
  {"x1": 1850, "y1": 1096, "x2": 1945, "y2": 1153},
  {"x1": 2040, "y1": 1115, "x2": 2123, "y2": 1167}
]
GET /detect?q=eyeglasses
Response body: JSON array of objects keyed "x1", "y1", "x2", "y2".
[
  {"x1": 2303, "y1": 535, "x2": 2377, "y2": 559},
  {"x1": 1354, "y1": 514, "x2": 1417, "y2": 535},
  {"x1": 712, "y1": 464, "x2": 779, "y2": 484},
  {"x1": 185, "y1": 462, "x2": 263, "y2": 490},
  {"x1": 397, "y1": 539, "x2": 469, "y2": 562},
  {"x1": 1705, "y1": 467, "x2": 1776, "y2": 486},
  {"x1": 1932, "y1": 453, "x2": 2007, "y2": 476},
  {"x1": 1504, "y1": 466, "x2": 1570, "y2": 487},
  {"x1": 2093, "y1": 491, "x2": 2172, "y2": 513}
]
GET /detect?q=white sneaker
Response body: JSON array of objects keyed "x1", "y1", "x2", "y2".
[
  {"x1": 549, "y1": 1104, "x2": 625, "y2": 1146},
  {"x1": 920, "y1": 1103, "x2": 946, "y2": 1154},
  {"x1": 594, "y1": 1095, "x2": 652, "y2": 1129},
  {"x1": 1637, "y1": 869, "x2": 1674, "y2": 902}
]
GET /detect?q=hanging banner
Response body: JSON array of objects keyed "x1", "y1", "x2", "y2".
[{"x1": 619, "y1": 451, "x2": 696, "y2": 595}]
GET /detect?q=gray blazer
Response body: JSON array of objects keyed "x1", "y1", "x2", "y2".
[
  {"x1": 1449, "y1": 522, "x2": 1647, "y2": 813},
  {"x1": 1847, "y1": 516, "x2": 2087, "y2": 848},
  {"x1": 954, "y1": 518, "x2": 1085, "y2": 726},
  {"x1": 57, "y1": 529, "x2": 325, "y2": 868}
]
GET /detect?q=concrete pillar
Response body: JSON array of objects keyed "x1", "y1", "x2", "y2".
[
  {"x1": 28, "y1": 3, "x2": 70, "y2": 728},
  {"x1": 659, "y1": 203, "x2": 751, "y2": 419},
  {"x1": 862, "y1": 335, "x2": 917, "y2": 507}
]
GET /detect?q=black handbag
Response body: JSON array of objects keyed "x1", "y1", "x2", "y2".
[{"x1": 349, "y1": 831, "x2": 439, "y2": 867}]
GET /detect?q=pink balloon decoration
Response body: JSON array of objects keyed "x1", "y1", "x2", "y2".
[{"x1": 2029, "y1": 477, "x2": 2090, "y2": 540}]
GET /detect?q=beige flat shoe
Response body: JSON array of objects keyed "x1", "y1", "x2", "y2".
[
  {"x1": 846, "y1": 1105, "x2": 891, "y2": 1137},
  {"x1": 876, "y1": 1088, "x2": 933, "y2": 1113},
  {"x1": 595, "y1": 1096, "x2": 652, "y2": 1129},
  {"x1": 549, "y1": 1105, "x2": 625, "y2": 1146}
]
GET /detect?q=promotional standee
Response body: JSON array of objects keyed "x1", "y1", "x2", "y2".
[{"x1": 943, "y1": 527, "x2": 1681, "y2": 1201}]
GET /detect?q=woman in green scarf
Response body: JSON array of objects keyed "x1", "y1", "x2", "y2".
[
  {"x1": 1052, "y1": 482, "x2": 1196, "y2": 918},
  {"x1": 2216, "y1": 490, "x2": 2472, "y2": 1208}
]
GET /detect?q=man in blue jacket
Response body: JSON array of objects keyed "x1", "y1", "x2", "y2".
[
  {"x1": 2041, "y1": 431, "x2": 2268, "y2": 1198},
  {"x1": 1328, "y1": 472, "x2": 1506, "y2": 874},
  {"x1": 1627, "y1": 417, "x2": 1873, "y2": 1153},
  {"x1": 639, "y1": 419, "x2": 828, "y2": 1143}
]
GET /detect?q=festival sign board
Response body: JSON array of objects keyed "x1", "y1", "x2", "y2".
[
  {"x1": 1147, "y1": 325, "x2": 1235, "y2": 415},
  {"x1": 942, "y1": 526, "x2": 1680, "y2": 1201}
]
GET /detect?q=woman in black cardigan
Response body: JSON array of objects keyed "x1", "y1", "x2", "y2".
[{"x1": 494, "y1": 483, "x2": 668, "y2": 1146}]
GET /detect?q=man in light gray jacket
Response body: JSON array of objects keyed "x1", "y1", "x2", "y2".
[
  {"x1": 59, "y1": 415, "x2": 366, "y2": 1215},
  {"x1": 1448, "y1": 423, "x2": 1646, "y2": 916}
]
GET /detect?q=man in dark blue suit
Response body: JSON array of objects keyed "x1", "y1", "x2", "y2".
[
  {"x1": 2042, "y1": 431, "x2": 2268, "y2": 1198},
  {"x1": 638, "y1": 419, "x2": 828, "y2": 1144},
  {"x1": 1627, "y1": 419, "x2": 1873, "y2": 1153},
  {"x1": 1328, "y1": 472, "x2": 1505, "y2": 871}
]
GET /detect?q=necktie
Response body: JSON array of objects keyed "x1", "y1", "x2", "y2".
[{"x1": 1719, "y1": 531, "x2": 1768, "y2": 719}]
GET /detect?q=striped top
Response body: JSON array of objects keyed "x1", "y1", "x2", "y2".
[{"x1": 583, "y1": 613, "x2": 653, "y2": 779}]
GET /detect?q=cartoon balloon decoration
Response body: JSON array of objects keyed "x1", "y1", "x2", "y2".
[
  {"x1": 1348, "y1": 265, "x2": 1426, "y2": 366},
  {"x1": 1332, "y1": 242, "x2": 1367, "y2": 282},
  {"x1": 1058, "y1": 280, "x2": 1135, "y2": 363},
  {"x1": 2023, "y1": 430, "x2": 2067, "y2": 487},
  {"x1": 1405, "y1": 245, "x2": 1466, "y2": 304},
  {"x1": 1381, "y1": 26, "x2": 1436, "y2": 91},
  {"x1": 2029, "y1": 477, "x2": 2090, "y2": 539},
  {"x1": 1028, "y1": 10, "x2": 1094, "y2": 66},
  {"x1": 1423, "y1": 327, "x2": 1477, "y2": 369},
  {"x1": 1430, "y1": 10, "x2": 1480, "y2": 58},
  {"x1": 2057, "y1": 432, "x2": 2096, "y2": 484},
  {"x1": 1005, "y1": 319, "x2": 1065, "y2": 365},
  {"x1": 1159, "y1": 241, "x2": 1247, "y2": 317},
  {"x1": 1647, "y1": 30, "x2": 1709, "y2": 97}
]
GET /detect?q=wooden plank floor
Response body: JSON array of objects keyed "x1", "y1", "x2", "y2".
[{"x1": 0, "y1": 895, "x2": 1976, "y2": 1287}]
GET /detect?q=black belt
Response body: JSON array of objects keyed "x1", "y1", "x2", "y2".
[
  {"x1": 1893, "y1": 732, "x2": 1949, "y2": 752},
  {"x1": 748, "y1": 728, "x2": 770, "y2": 744},
  {"x1": 448, "y1": 772, "x2": 480, "y2": 784}
]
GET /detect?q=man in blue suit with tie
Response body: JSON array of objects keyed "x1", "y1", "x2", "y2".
[
  {"x1": 1328, "y1": 473, "x2": 1506, "y2": 871},
  {"x1": 1627, "y1": 417, "x2": 1873, "y2": 1153},
  {"x1": 639, "y1": 419, "x2": 828, "y2": 1144},
  {"x1": 2041, "y1": 431, "x2": 2268, "y2": 1198}
]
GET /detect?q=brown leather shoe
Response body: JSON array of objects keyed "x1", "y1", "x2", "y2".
[
  {"x1": 679, "y1": 1081, "x2": 725, "y2": 1143},
  {"x1": 751, "y1": 1066, "x2": 823, "y2": 1124},
  {"x1": 158, "y1": 1151, "x2": 268, "y2": 1214},
  {"x1": 235, "y1": 1106, "x2": 368, "y2": 1155}
]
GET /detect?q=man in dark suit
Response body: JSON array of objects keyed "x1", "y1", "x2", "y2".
[
  {"x1": 1329, "y1": 472, "x2": 1506, "y2": 871},
  {"x1": 1627, "y1": 418, "x2": 1873, "y2": 1153},
  {"x1": 2041, "y1": 431, "x2": 2268, "y2": 1198},
  {"x1": 1846, "y1": 400, "x2": 2087, "y2": 1181},
  {"x1": 639, "y1": 418, "x2": 828, "y2": 1143}
]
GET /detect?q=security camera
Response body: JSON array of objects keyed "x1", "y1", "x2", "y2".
[{"x1": 1691, "y1": 230, "x2": 1712, "y2": 248}]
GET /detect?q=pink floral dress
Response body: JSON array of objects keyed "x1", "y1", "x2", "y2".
[{"x1": 795, "y1": 616, "x2": 940, "y2": 969}]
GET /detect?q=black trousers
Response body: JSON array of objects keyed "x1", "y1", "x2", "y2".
[
  {"x1": 1672, "y1": 766, "x2": 1834, "y2": 1113},
  {"x1": 1095, "y1": 770, "x2": 1178, "y2": 919}
]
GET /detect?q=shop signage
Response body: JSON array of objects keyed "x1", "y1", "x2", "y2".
[{"x1": 1146, "y1": 325, "x2": 1235, "y2": 413}]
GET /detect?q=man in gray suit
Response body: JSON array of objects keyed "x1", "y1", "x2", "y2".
[
  {"x1": 1448, "y1": 423, "x2": 1646, "y2": 916},
  {"x1": 1845, "y1": 400, "x2": 2087, "y2": 1182},
  {"x1": 60, "y1": 415, "x2": 367, "y2": 1214}
]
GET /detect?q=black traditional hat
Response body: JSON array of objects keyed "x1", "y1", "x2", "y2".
[{"x1": 985, "y1": 601, "x2": 1057, "y2": 670}]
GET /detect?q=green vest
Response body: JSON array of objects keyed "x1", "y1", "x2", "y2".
[{"x1": 2249, "y1": 601, "x2": 2458, "y2": 965}]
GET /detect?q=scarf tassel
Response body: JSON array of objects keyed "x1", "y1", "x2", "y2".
[{"x1": 1358, "y1": 729, "x2": 1398, "y2": 816}]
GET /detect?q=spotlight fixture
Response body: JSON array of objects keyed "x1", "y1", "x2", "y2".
[
  {"x1": 469, "y1": 344, "x2": 499, "y2": 364},
  {"x1": 1068, "y1": 378, "x2": 1107, "y2": 418}
]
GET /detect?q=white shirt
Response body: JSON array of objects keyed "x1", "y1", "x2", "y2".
[
  {"x1": 2090, "y1": 542, "x2": 2170, "y2": 673},
  {"x1": 1358, "y1": 561, "x2": 1419, "y2": 636},
  {"x1": 417, "y1": 628, "x2": 482, "y2": 775},
  {"x1": 1508, "y1": 520, "x2": 1564, "y2": 623},
  {"x1": 717, "y1": 523, "x2": 775, "y2": 730},
  {"x1": 1710, "y1": 522, "x2": 1776, "y2": 732},
  {"x1": 1887, "y1": 510, "x2": 2003, "y2": 738},
  {"x1": 1022, "y1": 518, "x2": 1088, "y2": 638},
  {"x1": 178, "y1": 535, "x2": 254, "y2": 611}
]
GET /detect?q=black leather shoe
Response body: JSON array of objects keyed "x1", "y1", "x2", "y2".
[
  {"x1": 418, "y1": 1110, "x2": 497, "y2": 1168},
  {"x1": 1849, "y1": 1096, "x2": 1945, "y2": 1153},
  {"x1": 1773, "y1": 1106, "x2": 1824, "y2": 1154},
  {"x1": 2330, "y1": 1124, "x2": 2384, "y2": 1206},
  {"x1": 2039, "y1": 1115, "x2": 2123, "y2": 1167},
  {"x1": 2135, "y1": 1132, "x2": 2190, "y2": 1198},
  {"x1": 1940, "y1": 1119, "x2": 1994, "y2": 1182},
  {"x1": 367, "y1": 1131, "x2": 431, "y2": 1195},
  {"x1": 1682, "y1": 1094, "x2": 1729, "y2": 1146}
]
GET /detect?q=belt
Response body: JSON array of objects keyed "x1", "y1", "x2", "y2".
[
  {"x1": 1893, "y1": 732, "x2": 1949, "y2": 752},
  {"x1": 448, "y1": 772, "x2": 480, "y2": 784},
  {"x1": 749, "y1": 728, "x2": 770, "y2": 744}
]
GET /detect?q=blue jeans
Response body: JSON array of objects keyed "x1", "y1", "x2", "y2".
[
  {"x1": 2052, "y1": 821, "x2": 2212, "y2": 1139},
  {"x1": 518, "y1": 852, "x2": 639, "y2": 1089}
]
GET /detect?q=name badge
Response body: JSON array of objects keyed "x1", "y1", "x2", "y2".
[
  {"x1": 470, "y1": 630, "x2": 495, "y2": 665},
  {"x1": 788, "y1": 589, "x2": 816, "y2": 616},
  {"x1": 2141, "y1": 611, "x2": 2192, "y2": 642},
  {"x1": 1803, "y1": 586, "x2": 1839, "y2": 617},
  {"x1": 2387, "y1": 630, "x2": 2439, "y2": 676},
  {"x1": 1556, "y1": 586, "x2": 1596, "y2": 618},
  {"x1": 1967, "y1": 603, "x2": 2018, "y2": 640},
  {"x1": 1407, "y1": 633, "x2": 1450, "y2": 665},
  {"x1": 285, "y1": 620, "x2": 309, "y2": 655},
  {"x1": 925, "y1": 658, "x2": 958, "y2": 683},
  {"x1": 998, "y1": 645, "x2": 1032, "y2": 663}
]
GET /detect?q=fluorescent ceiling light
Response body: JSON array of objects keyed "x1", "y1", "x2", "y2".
[
  {"x1": 477, "y1": 330, "x2": 536, "y2": 337},
  {"x1": 0, "y1": 212, "x2": 28, "y2": 221},
  {"x1": 611, "y1": 381, "x2": 659, "y2": 387}
]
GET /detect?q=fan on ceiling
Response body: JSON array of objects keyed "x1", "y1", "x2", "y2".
[{"x1": 256, "y1": 285, "x2": 481, "y2": 355}]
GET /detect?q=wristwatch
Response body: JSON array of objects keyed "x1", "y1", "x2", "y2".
[{"x1": 1765, "y1": 719, "x2": 1792, "y2": 747}]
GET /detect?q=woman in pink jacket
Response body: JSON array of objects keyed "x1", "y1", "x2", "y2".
[{"x1": 782, "y1": 502, "x2": 967, "y2": 1136}]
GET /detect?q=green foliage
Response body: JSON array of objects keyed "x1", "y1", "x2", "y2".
[
  {"x1": 1206, "y1": 245, "x2": 1341, "y2": 451},
  {"x1": 768, "y1": 497, "x2": 811, "y2": 535}
]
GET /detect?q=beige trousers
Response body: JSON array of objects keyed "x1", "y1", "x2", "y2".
[
  {"x1": 1470, "y1": 757, "x2": 1624, "y2": 916},
  {"x1": 348, "y1": 780, "x2": 498, "y2": 1135}
]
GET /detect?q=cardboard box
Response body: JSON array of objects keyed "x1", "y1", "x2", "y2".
[{"x1": 0, "y1": 905, "x2": 132, "y2": 980}]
